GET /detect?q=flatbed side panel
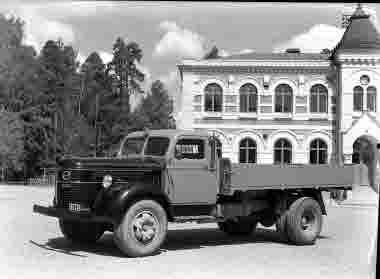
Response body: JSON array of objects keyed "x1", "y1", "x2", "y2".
[{"x1": 230, "y1": 164, "x2": 361, "y2": 190}]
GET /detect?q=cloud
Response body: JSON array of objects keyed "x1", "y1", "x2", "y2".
[
  {"x1": 136, "y1": 61, "x2": 153, "y2": 92},
  {"x1": 157, "y1": 70, "x2": 181, "y2": 117},
  {"x1": 273, "y1": 24, "x2": 345, "y2": 53},
  {"x1": 159, "y1": 70, "x2": 179, "y2": 97},
  {"x1": 219, "y1": 49, "x2": 230, "y2": 57},
  {"x1": 238, "y1": 48, "x2": 255, "y2": 54},
  {"x1": 99, "y1": 51, "x2": 113, "y2": 64},
  {"x1": 3, "y1": 4, "x2": 76, "y2": 53},
  {"x1": 153, "y1": 20, "x2": 206, "y2": 59},
  {"x1": 76, "y1": 52, "x2": 86, "y2": 65},
  {"x1": 364, "y1": 7, "x2": 379, "y2": 31}
]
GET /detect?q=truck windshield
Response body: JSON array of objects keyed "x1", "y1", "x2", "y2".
[
  {"x1": 144, "y1": 137, "x2": 170, "y2": 156},
  {"x1": 120, "y1": 137, "x2": 145, "y2": 156}
]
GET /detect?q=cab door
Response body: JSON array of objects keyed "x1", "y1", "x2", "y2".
[{"x1": 167, "y1": 137, "x2": 218, "y2": 204}]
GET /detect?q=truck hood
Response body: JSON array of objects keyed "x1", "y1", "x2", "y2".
[{"x1": 57, "y1": 156, "x2": 166, "y2": 171}]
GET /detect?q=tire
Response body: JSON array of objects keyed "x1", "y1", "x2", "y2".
[
  {"x1": 275, "y1": 211, "x2": 289, "y2": 242},
  {"x1": 217, "y1": 217, "x2": 257, "y2": 236},
  {"x1": 286, "y1": 197, "x2": 323, "y2": 245},
  {"x1": 113, "y1": 200, "x2": 168, "y2": 257},
  {"x1": 59, "y1": 220, "x2": 104, "y2": 243}
]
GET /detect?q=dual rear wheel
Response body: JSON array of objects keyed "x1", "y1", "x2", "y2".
[{"x1": 276, "y1": 197, "x2": 323, "y2": 245}]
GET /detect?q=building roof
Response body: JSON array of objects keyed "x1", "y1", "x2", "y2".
[
  {"x1": 219, "y1": 52, "x2": 330, "y2": 61},
  {"x1": 126, "y1": 129, "x2": 209, "y2": 138},
  {"x1": 333, "y1": 4, "x2": 380, "y2": 55}
]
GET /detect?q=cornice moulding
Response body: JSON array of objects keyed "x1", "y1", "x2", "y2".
[{"x1": 179, "y1": 60, "x2": 331, "y2": 68}]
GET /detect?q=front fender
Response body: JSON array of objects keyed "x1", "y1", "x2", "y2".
[{"x1": 102, "y1": 182, "x2": 172, "y2": 225}]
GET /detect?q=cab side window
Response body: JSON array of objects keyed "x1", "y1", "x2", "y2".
[{"x1": 175, "y1": 139, "x2": 205, "y2": 159}]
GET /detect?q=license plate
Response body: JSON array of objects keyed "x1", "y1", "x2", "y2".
[{"x1": 68, "y1": 203, "x2": 82, "y2": 212}]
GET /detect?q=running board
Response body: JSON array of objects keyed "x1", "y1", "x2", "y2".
[{"x1": 173, "y1": 215, "x2": 224, "y2": 224}]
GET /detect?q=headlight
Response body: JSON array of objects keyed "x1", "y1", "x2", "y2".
[{"x1": 102, "y1": 175, "x2": 113, "y2": 188}]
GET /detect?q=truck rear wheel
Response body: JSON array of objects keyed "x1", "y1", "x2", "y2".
[
  {"x1": 286, "y1": 197, "x2": 322, "y2": 245},
  {"x1": 217, "y1": 217, "x2": 257, "y2": 236},
  {"x1": 59, "y1": 220, "x2": 104, "y2": 243},
  {"x1": 275, "y1": 212, "x2": 289, "y2": 242},
  {"x1": 113, "y1": 200, "x2": 168, "y2": 257}
]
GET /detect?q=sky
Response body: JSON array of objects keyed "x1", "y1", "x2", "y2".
[{"x1": 1, "y1": 1, "x2": 380, "y2": 99}]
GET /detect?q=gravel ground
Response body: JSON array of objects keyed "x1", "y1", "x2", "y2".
[{"x1": 0, "y1": 185, "x2": 378, "y2": 279}]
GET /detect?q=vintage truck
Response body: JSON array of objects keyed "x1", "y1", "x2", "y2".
[{"x1": 33, "y1": 129, "x2": 370, "y2": 257}]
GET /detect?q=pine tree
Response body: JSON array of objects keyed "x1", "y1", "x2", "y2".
[
  {"x1": 80, "y1": 51, "x2": 112, "y2": 156},
  {"x1": 104, "y1": 37, "x2": 145, "y2": 146},
  {"x1": 37, "y1": 39, "x2": 82, "y2": 160},
  {"x1": 131, "y1": 80, "x2": 175, "y2": 131},
  {"x1": 0, "y1": 110, "x2": 24, "y2": 180},
  {"x1": 0, "y1": 14, "x2": 44, "y2": 177}
]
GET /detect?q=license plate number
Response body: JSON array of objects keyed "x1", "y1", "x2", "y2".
[{"x1": 68, "y1": 203, "x2": 82, "y2": 212}]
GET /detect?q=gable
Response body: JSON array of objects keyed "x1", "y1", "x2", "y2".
[{"x1": 343, "y1": 112, "x2": 380, "y2": 148}]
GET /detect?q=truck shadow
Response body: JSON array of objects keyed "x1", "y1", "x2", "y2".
[
  {"x1": 162, "y1": 227, "x2": 330, "y2": 251},
  {"x1": 31, "y1": 227, "x2": 331, "y2": 258}
]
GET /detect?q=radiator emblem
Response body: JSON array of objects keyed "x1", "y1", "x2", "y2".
[{"x1": 62, "y1": 171, "x2": 71, "y2": 181}]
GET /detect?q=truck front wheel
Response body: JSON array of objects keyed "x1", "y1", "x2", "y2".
[
  {"x1": 217, "y1": 217, "x2": 257, "y2": 236},
  {"x1": 286, "y1": 197, "x2": 322, "y2": 245},
  {"x1": 59, "y1": 220, "x2": 105, "y2": 243},
  {"x1": 113, "y1": 200, "x2": 168, "y2": 257}
]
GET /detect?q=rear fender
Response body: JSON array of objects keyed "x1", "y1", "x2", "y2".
[{"x1": 105, "y1": 183, "x2": 172, "y2": 225}]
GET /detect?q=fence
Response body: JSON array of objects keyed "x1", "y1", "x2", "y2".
[{"x1": 27, "y1": 174, "x2": 56, "y2": 186}]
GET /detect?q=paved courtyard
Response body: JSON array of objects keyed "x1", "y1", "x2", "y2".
[{"x1": 0, "y1": 185, "x2": 378, "y2": 279}]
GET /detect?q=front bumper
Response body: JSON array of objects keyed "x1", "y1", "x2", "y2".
[{"x1": 33, "y1": 204, "x2": 115, "y2": 225}]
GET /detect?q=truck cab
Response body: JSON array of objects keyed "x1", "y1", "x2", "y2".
[{"x1": 116, "y1": 129, "x2": 220, "y2": 205}]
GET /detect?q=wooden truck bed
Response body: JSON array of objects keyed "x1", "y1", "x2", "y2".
[{"x1": 229, "y1": 163, "x2": 362, "y2": 191}]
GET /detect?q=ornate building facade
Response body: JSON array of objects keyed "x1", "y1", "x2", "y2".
[{"x1": 176, "y1": 4, "x2": 380, "y2": 165}]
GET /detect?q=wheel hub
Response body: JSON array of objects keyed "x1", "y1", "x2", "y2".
[
  {"x1": 301, "y1": 212, "x2": 315, "y2": 230},
  {"x1": 132, "y1": 211, "x2": 158, "y2": 244}
]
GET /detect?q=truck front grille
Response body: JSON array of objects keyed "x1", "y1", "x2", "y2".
[{"x1": 58, "y1": 181, "x2": 101, "y2": 211}]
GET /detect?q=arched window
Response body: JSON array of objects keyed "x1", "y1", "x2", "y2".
[
  {"x1": 310, "y1": 84, "x2": 328, "y2": 113},
  {"x1": 239, "y1": 83, "x2": 257, "y2": 112},
  {"x1": 215, "y1": 138, "x2": 222, "y2": 158},
  {"x1": 274, "y1": 138, "x2": 292, "y2": 164},
  {"x1": 204, "y1": 83, "x2": 223, "y2": 112},
  {"x1": 275, "y1": 84, "x2": 293, "y2": 113},
  {"x1": 239, "y1": 138, "x2": 257, "y2": 163},
  {"x1": 352, "y1": 139, "x2": 361, "y2": 164},
  {"x1": 353, "y1": 86, "x2": 364, "y2": 112},
  {"x1": 309, "y1": 139, "x2": 328, "y2": 164},
  {"x1": 367, "y1": 86, "x2": 377, "y2": 112}
]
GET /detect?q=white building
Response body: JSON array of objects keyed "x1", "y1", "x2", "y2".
[{"x1": 176, "y1": 4, "x2": 380, "y2": 165}]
